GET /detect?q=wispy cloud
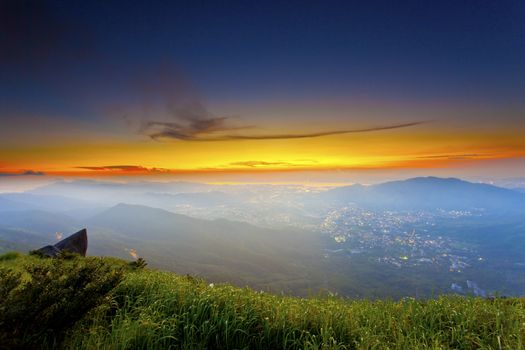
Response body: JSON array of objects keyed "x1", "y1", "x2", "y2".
[
  {"x1": 147, "y1": 121, "x2": 426, "y2": 142},
  {"x1": 228, "y1": 161, "x2": 296, "y2": 168},
  {"x1": 416, "y1": 154, "x2": 489, "y2": 160},
  {"x1": 127, "y1": 64, "x2": 426, "y2": 142},
  {"x1": 75, "y1": 165, "x2": 169, "y2": 172},
  {"x1": 226, "y1": 159, "x2": 321, "y2": 168}
]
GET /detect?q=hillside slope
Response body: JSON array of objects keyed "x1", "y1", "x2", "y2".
[
  {"x1": 87, "y1": 203, "x2": 328, "y2": 294},
  {"x1": 0, "y1": 203, "x2": 330, "y2": 296},
  {"x1": 1, "y1": 253, "x2": 524, "y2": 349}
]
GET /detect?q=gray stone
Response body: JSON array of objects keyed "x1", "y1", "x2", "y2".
[
  {"x1": 36, "y1": 245, "x2": 61, "y2": 257},
  {"x1": 35, "y1": 229, "x2": 88, "y2": 257}
]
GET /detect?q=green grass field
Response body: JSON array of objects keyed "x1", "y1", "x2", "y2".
[{"x1": 1, "y1": 252, "x2": 524, "y2": 349}]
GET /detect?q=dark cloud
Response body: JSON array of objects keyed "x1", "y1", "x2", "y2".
[
  {"x1": 133, "y1": 73, "x2": 242, "y2": 139},
  {"x1": 21, "y1": 170, "x2": 45, "y2": 175},
  {"x1": 0, "y1": 170, "x2": 45, "y2": 176},
  {"x1": 146, "y1": 117, "x2": 252, "y2": 141},
  {"x1": 147, "y1": 121, "x2": 426, "y2": 142},
  {"x1": 75, "y1": 165, "x2": 169, "y2": 172},
  {"x1": 125, "y1": 65, "x2": 252, "y2": 141}
]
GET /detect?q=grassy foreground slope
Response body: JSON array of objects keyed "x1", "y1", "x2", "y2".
[{"x1": 1, "y1": 253, "x2": 524, "y2": 349}]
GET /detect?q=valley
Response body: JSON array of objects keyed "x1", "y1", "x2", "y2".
[{"x1": 1, "y1": 177, "x2": 524, "y2": 298}]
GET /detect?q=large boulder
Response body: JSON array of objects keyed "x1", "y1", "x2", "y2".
[
  {"x1": 35, "y1": 229, "x2": 88, "y2": 257},
  {"x1": 36, "y1": 245, "x2": 61, "y2": 256}
]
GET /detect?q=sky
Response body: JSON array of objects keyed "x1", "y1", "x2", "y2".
[{"x1": 1, "y1": 0, "x2": 524, "y2": 183}]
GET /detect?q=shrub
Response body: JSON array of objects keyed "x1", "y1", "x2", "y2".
[
  {"x1": 0, "y1": 257, "x2": 124, "y2": 349},
  {"x1": 128, "y1": 257, "x2": 148, "y2": 269},
  {"x1": 28, "y1": 249, "x2": 48, "y2": 258},
  {"x1": 56, "y1": 250, "x2": 81, "y2": 260},
  {"x1": 0, "y1": 251, "x2": 20, "y2": 262}
]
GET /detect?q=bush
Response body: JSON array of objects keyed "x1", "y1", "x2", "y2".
[
  {"x1": 128, "y1": 257, "x2": 148, "y2": 269},
  {"x1": 28, "y1": 249, "x2": 48, "y2": 258},
  {"x1": 0, "y1": 251, "x2": 20, "y2": 262},
  {"x1": 0, "y1": 257, "x2": 124, "y2": 349},
  {"x1": 56, "y1": 250, "x2": 81, "y2": 260}
]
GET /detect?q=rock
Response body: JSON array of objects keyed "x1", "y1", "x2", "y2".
[
  {"x1": 35, "y1": 229, "x2": 88, "y2": 257},
  {"x1": 54, "y1": 228, "x2": 88, "y2": 256},
  {"x1": 36, "y1": 245, "x2": 61, "y2": 257}
]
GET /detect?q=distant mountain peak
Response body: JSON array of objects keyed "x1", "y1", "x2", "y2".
[{"x1": 321, "y1": 176, "x2": 525, "y2": 211}]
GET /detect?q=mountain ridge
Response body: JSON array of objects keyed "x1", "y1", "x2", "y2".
[{"x1": 320, "y1": 176, "x2": 525, "y2": 211}]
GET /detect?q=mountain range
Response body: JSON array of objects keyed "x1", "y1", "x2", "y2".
[{"x1": 318, "y1": 177, "x2": 525, "y2": 212}]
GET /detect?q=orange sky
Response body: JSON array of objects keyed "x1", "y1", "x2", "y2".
[
  {"x1": 1, "y1": 117, "x2": 524, "y2": 180},
  {"x1": 1, "y1": 97, "x2": 524, "y2": 182}
]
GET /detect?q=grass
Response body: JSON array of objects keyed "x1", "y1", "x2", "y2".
[{"x1": 1, "y1": 252, "x2": 525, "y2": 349}]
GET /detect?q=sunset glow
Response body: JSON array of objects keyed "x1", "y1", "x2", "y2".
[
  {"x1": 1, "y1": 1, "x2": 523, "y2": 183},
  {"x1": 1, "y1": 123, "x2": 524, "y2": 178}
]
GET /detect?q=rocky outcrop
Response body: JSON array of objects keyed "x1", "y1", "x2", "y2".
[
  {"x1": 35, "y1": 229, "x2": 88, "y2": 257},
  {"x1": 35, "y1": 245, "x2": 61, "y2": 256}
]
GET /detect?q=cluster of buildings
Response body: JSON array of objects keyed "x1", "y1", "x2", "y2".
[{"x1": 320, "y1": 206, "x2": 477, "y2": 272}]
